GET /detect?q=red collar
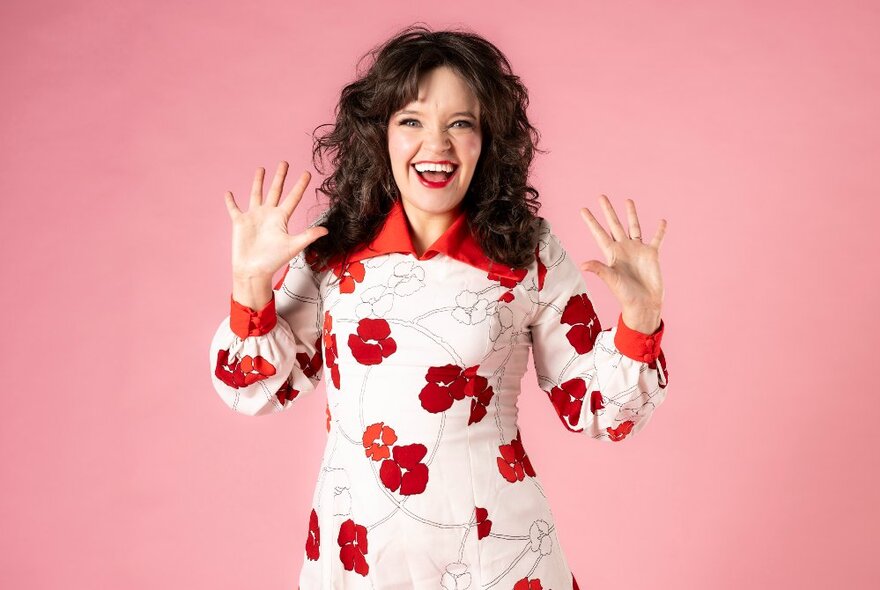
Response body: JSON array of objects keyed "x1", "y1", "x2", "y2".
[{"x1": 324, "y1": 199, "x2": 524, "y2": 282}]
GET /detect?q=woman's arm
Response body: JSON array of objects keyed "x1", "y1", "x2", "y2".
[
  {"x1": 209, "y1": 251, "x2": 325, "y2": 416},
  {"x1": 529, "y1": 218, "x2": 669, "y2": 441}
]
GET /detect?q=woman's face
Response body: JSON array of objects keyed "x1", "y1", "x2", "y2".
[{"x1": 387, "y1": 65, "x2": 482, "y2": 217}]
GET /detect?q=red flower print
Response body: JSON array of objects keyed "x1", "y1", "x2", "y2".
[
  {"x1": 325, "y1": 402, "x2": 331, "y2": 432},
  {"x1": 323, "y1": 312, "x2": 340, "y2": 388},
  {"x1": 379, "y1": 443, "x2": 429, "y2": 495},
  {"x1": 607, "y1": 420, "x2": 635, "y2": 442},
  {"x1": 560, "y1": 293, "x2": 601, "y2": 354},
  {"x1": 498, "y1": 291, "x2": 515, "y2": 303},
  {"x1": 475, "y1": 507, "x2": 492, "y2": 540},
  {"x1": 419, "y1": 364, "x2": 475, "y2": 413},
  {"x1": 487, "y1": 265, "x2": 528, "y2": 289},
  {"x1": 548, "y1": 377, "x2": 587, "y2": 431},
  {"x1": 649, "y1": 349, "x2": 669, "y2": 389},
  {"x1": 295, "y1": 335, "x2": 323, "y2": 380},
  {"x1": 590, "y1": 390, "x2": 605, "y2": 415},
  {"x1": 334, "y1": 260, "x2": 366, "y2": 294},
  {"x1": 337, "y1": 518, "x2": 369, "y2": 576},
  {"x1": 535, "y1": 244, "x2": 547, "y2": 292},
  {"x1": 467, "y1": 375, "x2": 494, "y2": 425},
  {"x1": 275, "y1": 377, "x2": 301, "y2": 406},
  {"x1": 488, "y1": 265, "x2": 527, "y2": 303},
  {"x1": 513, "y1": 577, "x2": 544, "y2": 590},
  {"x1": 305, "y1": 508, "x2": 320, "y2": 561},
  {"x1": 362, "y1": 422, "x2": 398, "y2": 461},
  {"x1": 348, "y1": 318, "x2": 397, "y2": 365},
  {"x1": 215, "y1": 349, "x2": 277, "y2": 389},
  {"x1": 496, "y1": 429, "x2": 536, "y2": 483}
]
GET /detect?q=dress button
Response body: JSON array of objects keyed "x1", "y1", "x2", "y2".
[
  {"x1": 643, "y1": 353, "x2": 653, "y2": 362},
  {"x1": 645, "y1": 338, "x2": 654, "y2": 348}
]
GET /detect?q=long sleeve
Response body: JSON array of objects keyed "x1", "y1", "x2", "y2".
[
  {"x1": 209, "y1": 250, "x2": 324, "y2": 416},
  {"x1": 528, "y1": 219, "x2": 669, "y2": 442}
]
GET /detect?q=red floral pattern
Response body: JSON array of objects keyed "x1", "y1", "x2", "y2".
[
  {"x1": 488, "y1": 264, "x2": 528, "y2": 302},
  {"x1": 513, "y1": 577, "x2": 544, "y2": 590},
  {"x1": 590, "y1": 390, "x2": 605, "y2": 415},
  {"x1": 488, "y1": 265, "x2": 528, "y2": 289},
  {"x1": 323, "y1": 311, "x2": 340, "y2": 388},
  {"x1": 363, "y1": 422, "x2": 398, "y2": 461},
  {"x1": 379, "y1": 443, "x2": 429, "y2": 496},
  {"x1": 337, "y1": 518, "x2": 369, "y2": 576},
  {"x1": 275, "y1": 377, "x2": 301, "y2": 406},
  {"x1": 547, "y1": 377, "x2": 587, "y2": 431},
  {"x1": 560, "y1": 293, "x2": 601, "y2": 354},
  {"x1": 496, "y1": 429, "x2": 536, "y2": 483},
  {"x1": 214, "y1": 349, "x2": 277, "y2": 389},
  {"x1": 475, "y1": 507, "x2": 492, "y2": 540},
  {"x1": 305, "y1": 508, "x2": 320, "y2": 561},
  {"x1": 419, "y1": 364, "x2": 470, "y2": 413},
  {"x1": 467, "y1": 374, "x2": 494, "y2": 425},
  {"x1": 607, "y1": 420, "x2": 635, "y2": 442},
  {"x1": 348, "y1": 318, "x2": 397, "y2": 365},
  {"x1": 419, "y1": 364, "x2": 493, "y2": 419},
  {"x1": 296, "y1": 335, "x2": 323, "y2": 380},
  {"x1": 334, "y1": 260, "x2": 366, "y2": 294}
]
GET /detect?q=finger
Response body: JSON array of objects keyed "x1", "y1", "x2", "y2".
[
  {"x1": 281, "y1": 170, "x2": 312, "y2": 217},
  {"x1": 626, "y1": 199, "x2": 643, "y2": 241},
  {"x1": 224, "y1": 191, "x2": 241, "y2": 218},
  {"x1": 599, "y1": 194, "x2": 628, "y2": 241},
  {"x1": 265, "y1": 161, "x2": 289, "y2": 207},
  {"x1": 650, "y1": 218, "x2": 668, "y2": 252},
  {"x1": 579, "y1": 207, "x2": 613, "y2": 250},
  {"x1": 289, "y1": 225, "x2": 329, "y2": 255},
  {"x1": 250, "y1": 167, "x2": 266, "y2": 209},
  {"x1": 580, "y1": 259, "x2": 611, "y2": 282}
]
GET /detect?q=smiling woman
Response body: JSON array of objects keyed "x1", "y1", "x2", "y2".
[
  {"x1": 211, "y1": 22, "x2": 668, "y2": 590},
  {"x1": 307, "y1": 25, "x2": 544, "y2": 275},
  {"x1": 386, "y1": 65, "x2": 483, "y2": 254}
]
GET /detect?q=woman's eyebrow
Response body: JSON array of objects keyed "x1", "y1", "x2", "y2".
[{"x1": 397, "y1": 109, "x2": 477, "y2": 119}]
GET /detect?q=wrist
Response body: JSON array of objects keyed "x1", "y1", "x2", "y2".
[{"x1": 621, "y1": 307, "x2": 662, "y2": 334}]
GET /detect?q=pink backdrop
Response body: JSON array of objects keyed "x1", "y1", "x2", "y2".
[{"x1": 2, "y1": 0, "x2": 878, "y2": 588}]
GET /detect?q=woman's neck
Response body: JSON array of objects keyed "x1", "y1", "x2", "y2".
[{"x1": 400, "y1": 200, "x2": 462, "y2": 257}]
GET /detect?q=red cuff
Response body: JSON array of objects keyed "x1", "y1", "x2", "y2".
[
  {"x1": 614, "y1": 313, "x2": 664, "y2": 363},
  {"x1": 229, "y1": 294, "x2": 277, "y2": 339}
]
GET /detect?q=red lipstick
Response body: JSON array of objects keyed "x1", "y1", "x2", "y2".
[{"x1": 412, "y1": 161, "x2": 458, "y2": 189}]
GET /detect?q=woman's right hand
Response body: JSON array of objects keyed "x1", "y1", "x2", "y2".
[{"x1": 225, "y1": 162, "x2": 328, "y2": 281}]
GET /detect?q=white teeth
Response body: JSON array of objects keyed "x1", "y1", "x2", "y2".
[{"x1": 413, "y1": 162, "x2": 455, "y2": 173}]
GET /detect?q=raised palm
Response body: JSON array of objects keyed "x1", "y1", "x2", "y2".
[
  {"x1": 225, "y1": 162, "x2": 328, "y2": 279},
  {"x1": 579, "y1": 195, "x2": 667, "y2": 333}
]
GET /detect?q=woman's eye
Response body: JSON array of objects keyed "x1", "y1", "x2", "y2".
[{"x1": 398, "y1": 119, "x2": 472, "y2": 129}]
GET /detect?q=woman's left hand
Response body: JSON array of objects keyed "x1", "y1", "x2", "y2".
[{"x1": 578, "y1": 195, "x2": 667, "y2": 334}]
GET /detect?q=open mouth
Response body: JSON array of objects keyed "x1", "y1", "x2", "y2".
[{"x1": 412, "y1": 162, "x2": 459, "y2": 188}]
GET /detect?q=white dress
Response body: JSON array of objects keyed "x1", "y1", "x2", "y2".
[{"x1": 209, "y1": 200, "x2": 669, "y2": 589}]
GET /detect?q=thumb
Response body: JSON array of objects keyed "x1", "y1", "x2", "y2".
[
  {"x1": 289, "y1": 225, "x2": 329, "y2": 256},
  {"x1": 580, "y1": 260, "x2": 611, "y2": 281}
]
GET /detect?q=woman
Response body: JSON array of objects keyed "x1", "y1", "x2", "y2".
[{"x1": 211, "y1": 25, "x2": 668, "y2": 589}]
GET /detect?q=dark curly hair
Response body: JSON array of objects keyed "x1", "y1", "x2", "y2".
[{"x1": 305, "y1": 23, "x2": 546, "y2": 275}]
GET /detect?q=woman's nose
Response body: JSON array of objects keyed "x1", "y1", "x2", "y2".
[{"x1": 424, "y1": 126, "x2": 452, "y2": 152}]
